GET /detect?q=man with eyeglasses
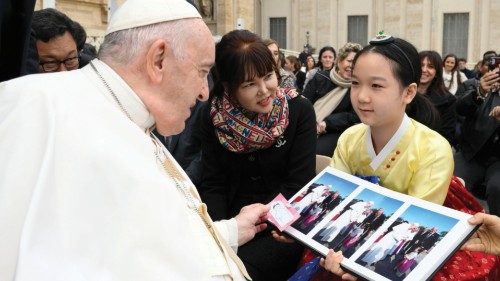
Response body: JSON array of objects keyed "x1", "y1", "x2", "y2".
[{"x1": 32, "y1": 8, "x2": 83, "y2": 72}]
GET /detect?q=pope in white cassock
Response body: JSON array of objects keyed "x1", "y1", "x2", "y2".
[{"x1": 0, "y1": 0, "x2": 270, "y2": 280}]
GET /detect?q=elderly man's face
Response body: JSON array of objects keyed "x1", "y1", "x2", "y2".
[
  {"x1": 153, "y1": 21, "x2": 214, "y2": 136},
  {"x1": 37, "y1": 31, "x2": 79, "y2": 72}
]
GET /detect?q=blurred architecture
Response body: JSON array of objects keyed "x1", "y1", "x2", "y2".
[{"x1": 35, "y1": 0, "x2": 500, "y2": 63}]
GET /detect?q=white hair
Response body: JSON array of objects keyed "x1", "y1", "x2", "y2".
[{"x1": 98, "y1": 18, "x2": 201, "y2": 65}]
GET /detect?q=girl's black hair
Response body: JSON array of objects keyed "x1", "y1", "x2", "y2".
[
  {"x1": 352, "y1": 37, "x2": 421, "y2": 87},
  {"x1": 352, "y1": 36, "x2": 440, "y2": 127}
]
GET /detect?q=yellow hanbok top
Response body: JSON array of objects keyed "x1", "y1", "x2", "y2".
[{"x1": 331, "y1": 115, "x2": 453, "y2": 205}]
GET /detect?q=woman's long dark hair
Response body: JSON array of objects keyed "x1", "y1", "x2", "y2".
[
  {"x1": 442, "y1": 53, "x2": 465, "y2": 90},
  {"x1": 419, "y1": 51, "x2": 448, "y2": 96},
  {"x1": 209, "y1": 30, "x2": 278, "y2": 103}
]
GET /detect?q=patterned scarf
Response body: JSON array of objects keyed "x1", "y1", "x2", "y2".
[{"x1": 210, "y1": 88, "x2": 298, "y2": 153}]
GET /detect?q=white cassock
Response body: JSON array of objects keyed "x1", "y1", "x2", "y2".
[
  {"x1": 293, "y1": 185, "x2": 328, "y2": 213},
  {"x1": 323, "y1": 201, "x2": 368, "y2": 242},
  {"x1": 361, "y1": 222, "x2": 414, "y2": 265},
  {"x1": 0, "y1": 59, "x2": 249, "y2": 281}
]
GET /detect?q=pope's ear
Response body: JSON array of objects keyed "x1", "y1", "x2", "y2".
[
  {"x1": 403, "y1": 83, "x2": 417, "y2": 104},
  {"x1": 145, "y1": 39, "x2": 169, "y2": 84}
]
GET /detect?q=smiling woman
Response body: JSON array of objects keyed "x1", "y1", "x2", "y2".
[{"x1": 199, "y1": 29, "x2": 317, "y2": 281}]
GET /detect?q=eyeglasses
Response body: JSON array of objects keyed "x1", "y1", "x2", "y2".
[{"x1": 39, "y1": 56, "x2": 80, "y2": 72}]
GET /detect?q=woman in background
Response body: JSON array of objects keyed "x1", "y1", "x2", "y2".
[
  {"x1": 304, "y1": 54, "x2": 317, "y2": 88},
  {"x1": 417, "y1": 50, "x2": 457, "y2": 144},
  {"x1": 263, "y1": 38, "x2": 296, "y2": 89},
  {"x1": 302, "y1": 42, "x2": 362, "y2": 156},
  {"x1": 285, "y1": 55, "x2": 306, "y2": 92},
  {"x1": 442, "y1": 53, "x2": 467, "y2": 95}
]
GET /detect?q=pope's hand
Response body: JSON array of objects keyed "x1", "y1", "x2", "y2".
[{"x1": 234, "y1": 203, "x2": 270, "y2": 245}]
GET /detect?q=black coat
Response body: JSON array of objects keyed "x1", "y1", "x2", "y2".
[
  {"x1": 456, "y1": 87, "x2": 500, "y2": 161},
  {"x1": 294, "y1": 70, "x2": 306, "y2": 92},
  {"x1": 0, "y1": 0, "x2": 37, "y2": 82},
  {"x1": 423, "y1": 89, "x2": 457, "y2": 144},
  {"x1": 302, "y1": 70, "x2": 360, "y2": 132},
  {"x1": 302, "y1": 69, "x2": 360, "y2": 155},
  {"x1": 200, "y1": 96, "x2": 317, "y2": 220}
]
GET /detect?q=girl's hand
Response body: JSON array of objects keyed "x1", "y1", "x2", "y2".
[{"x1": 320, "y1": 250, "x2": 358, "y2": 280}]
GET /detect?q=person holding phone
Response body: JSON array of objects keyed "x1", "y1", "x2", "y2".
[{"x1": 454, "y1": 55, "x2": 500, "y2": 216}]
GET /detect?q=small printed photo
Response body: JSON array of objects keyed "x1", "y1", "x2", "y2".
[
  {"x1": 267, "y1": 194, "x2": 300, "y2": 231},
  {"x1": 312, "y1": 188, "x2": 403, "y2": 257},
  {"x1": 355, "y1": 205, "x2": 459, "y2": 281},
  {"x1": 290, "y1": 172, "x2": 359, "y2": 234}
]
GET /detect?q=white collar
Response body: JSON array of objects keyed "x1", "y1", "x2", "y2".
[
  {"x1": 366, "y1": 114, "x2": 410, "y2": 170},
  {"x1": 89, "y1": 59, "x2": 155, "y2": 131}
]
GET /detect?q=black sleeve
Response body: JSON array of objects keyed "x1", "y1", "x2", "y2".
[
  {"x1": 438, "y1": 95, "x2": 457, "y2": 144},
  {"x1": 199, "y1": 103, "x2": 229, "y2": 220},
  {"x1": 302, "y1": 74, "x2": 318, "y2": 102},
  {"x1": 278, "y1": 97, "x2": 317, "y2": 199},
  {"x1": 323, "y1": 90, "x2": 360, "y2": 132},
  {"x1": 296, "y1": 71, "x2": 306, "y2": 92},
  {"x1": 456, "y1": 88, "x2": 483, "y2": 118}
]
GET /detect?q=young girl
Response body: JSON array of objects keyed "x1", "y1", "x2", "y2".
[
  {"x1": 200, "y1": 29, "x2": 316, "y2": 281},
  {"x1": 331, "y1": 35, "x2": 453, "y2": 205},
  {"x1": 323, "y1": 34, "x2": 453, "y2": 277}
]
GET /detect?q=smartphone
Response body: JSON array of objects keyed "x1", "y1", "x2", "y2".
[{"x1": 487, "y1": 56, "x2": 500, "y2": 71}]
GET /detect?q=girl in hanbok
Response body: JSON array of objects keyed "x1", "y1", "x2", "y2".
[{"x1": 321, "y1": 33, "x2": 453, "y2": 278}]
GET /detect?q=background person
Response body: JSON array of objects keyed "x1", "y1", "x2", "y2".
[
  {"x1": 442, "y1": 53, "x2": 467, "y2": 95},
  {"x1": 31, "y1": 8, "x2": 83, "y2": 72},
  {"x1": 302, "y1": 42, "x2": 362, "y2": 156},
  {"x1": 285, "y1": 55, "x2": 306, "y2": 92},
  {"x1": 263, "y1": 38, "x2": 296, "y2": 89},
  {"x1": 417, "y1": 50, "x2": 457, "y2": 144},
  {"x1": 304, "y1": 54, "x2": 317, "y2": 88},
  {"x1": 458, "y1": 57, "x2": 475, "y2": 79},
  {"x1": 454, "y1": 63, "x2": 500, "y2": 215}
]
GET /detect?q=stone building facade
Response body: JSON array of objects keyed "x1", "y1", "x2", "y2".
[{"x1": 35, "y1": 0, "x2": 499, "y2": 63}]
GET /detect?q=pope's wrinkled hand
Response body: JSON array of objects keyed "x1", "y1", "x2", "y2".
[{"x1": 235, "y1": 203, "x2": 270, "y2": 245}]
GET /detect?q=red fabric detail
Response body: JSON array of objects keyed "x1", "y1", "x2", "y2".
[
  {"x1": 298, "y1": 176, "x2": 500, "y2": 281},
  {"x1": 433, "y1": 176, "x2": 499, "y2": 281}
]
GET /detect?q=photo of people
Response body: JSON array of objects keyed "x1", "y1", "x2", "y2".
[
  {"x1": 356, "y1": 205, "x2": 459, "y2": 280},
  {"x1": 290, "y1": 172, "x2": 358, "y2": 234},
  {"x1": 312, "y1": 188, "x2": 403, "y2": 257}
]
